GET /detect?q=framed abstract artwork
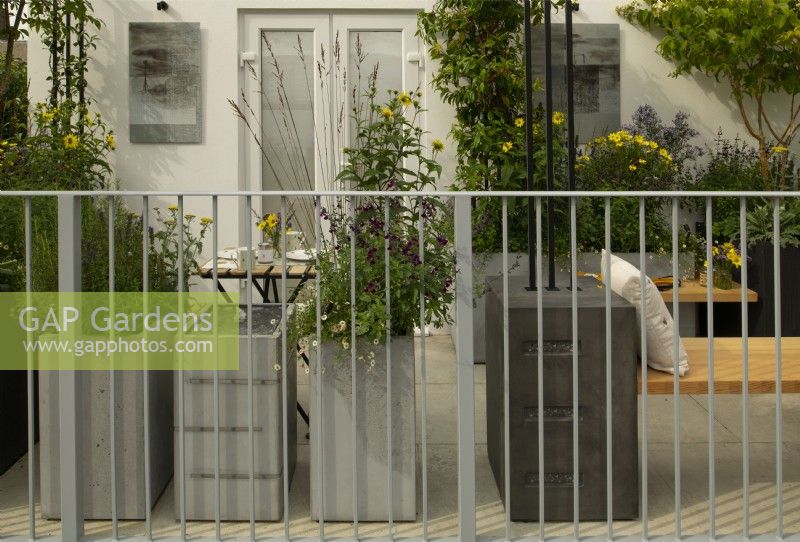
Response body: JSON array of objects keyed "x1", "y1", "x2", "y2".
[
  {"x1": 129, "y1": 22, "x2": 201, "y2": 143},
  {"x1": 533, "y1": 24, "x2": 621, "y2": 144}
]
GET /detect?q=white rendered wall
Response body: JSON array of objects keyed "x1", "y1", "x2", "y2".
[{"x1": 26, "y1": 0, "x2": 796, "y2": 254}]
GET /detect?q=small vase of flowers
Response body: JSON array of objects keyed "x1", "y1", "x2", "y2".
[
  {"x1": 256, "y1": 212, "x2": 283, "y2": 263},
  {"x1": 706, "y1": 241, "x2": 742, "y2": 290}
]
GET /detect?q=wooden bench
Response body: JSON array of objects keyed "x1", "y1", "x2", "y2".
[{"x1": 638, "y1": 337, "x2": 800, "y2": 394}]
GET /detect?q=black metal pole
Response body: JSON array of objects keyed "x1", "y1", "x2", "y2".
[
  {"x1": 566, "y1": 0, "x2": 577, "y2": 289},
  {"x1": 524, "y1": 0, "x2": 536, "y2": 291},
  {"x1": 544, "y1": 0, "x2": 558, "y2": 290}
]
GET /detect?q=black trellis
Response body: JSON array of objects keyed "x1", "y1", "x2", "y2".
[{"x1": 524, "y1": 0, "x2": 577, "y2": 291}]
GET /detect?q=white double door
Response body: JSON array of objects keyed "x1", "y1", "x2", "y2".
[{"x1": 241, "y1": 12, "x2": 421, "y2": 236}]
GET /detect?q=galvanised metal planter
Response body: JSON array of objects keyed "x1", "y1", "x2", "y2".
[{"x1": 310, "y1": 336, "x2": 416, "y2": 522}]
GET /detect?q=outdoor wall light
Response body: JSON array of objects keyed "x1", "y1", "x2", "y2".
[{"x1": 156, "y1": 1, "x2": 169, "y2": 11}]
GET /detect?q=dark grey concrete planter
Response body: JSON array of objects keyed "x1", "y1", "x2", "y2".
[
  {"x1": 485, "y1": 276, "x2": 639, "y2": 521},
  {"x1": 310, "y1": 337, "x2": 416, "y2": 521}
]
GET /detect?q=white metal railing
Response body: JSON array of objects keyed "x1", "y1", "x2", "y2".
[{"x1": 1, "y1": 189, "x2": 797, "y2": 542}]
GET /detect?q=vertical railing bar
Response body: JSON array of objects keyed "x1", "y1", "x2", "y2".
[
  {"x1": 773, "y1": 197, "x2": 783, "y2": 541},
  {"x1": 419, "y1": 196, "x2": 429, "y2": 542},
  {"x1": 570, "y1": 196, "x2": 579, "y2": 541},
  {"x1": 212, "y1": 196, "x2": 221, "y2": 542},
  {"x1": 740, "y1": 197, "x2": 750, "y2": 539},
  {"x1": 639, "y1": 197, "x2": 648, "y2": 540},
  {"x1": 535, "y1": 197, "x2": 544, "y2": 542},
  {"x1": 454, "y1": 196, "x2": 476, "y2": 542},
  {"x1": 246, "y1": 195, "x2": 255, "y2": 542},
  {"x1": 108, "y1": 196, "x2": 119, "y2": 542},
  {"x1": 705, "y1": 197, "x2": 715, "y2": 540},
  {"x1": 57, "y1": 195, "x2": 84, "y2": 542},
  {"x1": 315, "y1": 195, "x2": 325, "y2": 542},
  {"x1": 604, "y1": 197, "x2": 613, "y2": 540},
  {"x1": 502, "y1": 197, "x2": 510, "y2": 542},
  {"x1": 671, "y1": 197, "x2": 681, "y2": 539},
  {"x1": 142, "y1": 196, "x2": 152, "y2": 541},
  {"x1": 350, "y1": 195, "x2": 359, "y2": 541},
  {"x1": 281, "y1": 196, "x2": 290, "y2": 542},
  {"x1": 385, "y1": 198, "x2": 394, "y2": 540},
  {"x1": 177, "y1": 195, "x2": 187, "y2": 542},
  {"x1": 24, "y1": 196, "x2": 35, "y2": 542}
]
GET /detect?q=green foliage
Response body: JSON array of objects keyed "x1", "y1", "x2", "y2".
[
  {"x1": 292, "y1": 90, "x2": 455, "y2": 353},
  {"x1": 575, "y1": 129, "x2": 679, "y2": 253},
  {"x1": 618, "y1": 0, "x2": 800, "y2": 181},
  {"x1": 746, "y1": 199, "x2": 800, "y2": 249},
  {"x1": 418, "y1": 0, "x2": 569, "y2": 252},
  {"x1": 149, "y1": 206, "x2": 213, "y2": 293},
  {"x1": 0, "y1": 54, "x2": 27, "y2": 140},
  {"x1": 0, "y1": 102, "x2": 115, "y2": 190},
  {"x1": 694, "y1": 132, "x2": 799, "y2": 245}
]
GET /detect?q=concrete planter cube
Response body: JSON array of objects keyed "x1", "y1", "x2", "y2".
[
  {"x1": 309, "y1": 336, "x2": 416, "y2": 521},
  {"x1": 463, "y1": 251, "x2": 696, "y2": 362},
  {"x1": 174, "y1": 304, "x2": 296, "y2": 521},
  {"x1": 39, "y1": 371, "x2": 173, "y2": 519},
  {"x1": 485, "y1": 276, "x2": 639, "y2": 521}
]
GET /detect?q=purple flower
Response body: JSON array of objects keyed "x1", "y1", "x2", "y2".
[{"x1": 436, "y1": 234, "x2": 448, "y2": 246}]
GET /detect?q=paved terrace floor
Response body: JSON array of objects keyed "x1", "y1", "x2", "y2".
[{"x1": 1, "y1": 336, "x2": 799, "y2": 539}]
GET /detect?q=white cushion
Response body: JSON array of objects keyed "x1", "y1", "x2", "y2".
[{"x1": 600, "y1": 250, "x2": 689, "y2": 376}]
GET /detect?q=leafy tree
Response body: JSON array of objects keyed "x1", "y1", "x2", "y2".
[{"x1": 618, "y1": 0, "x2": 800, "y2": 184}]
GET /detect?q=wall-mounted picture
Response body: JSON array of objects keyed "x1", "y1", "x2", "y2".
[
  {"x1": 129, "y1": 22, "x2": 201, "y2": 143},
  {"x1": 533, "y1": 23, "x2": 621, "y2": 144}
]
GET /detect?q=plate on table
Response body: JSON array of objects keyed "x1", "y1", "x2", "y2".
[{"x1": 286, "y1": 249, "x2": 316, "y2": 262}]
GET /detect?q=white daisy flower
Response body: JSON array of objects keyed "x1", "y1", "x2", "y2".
[{"x1": 273, "y1": 363, "x2": 281, "y2": 371}]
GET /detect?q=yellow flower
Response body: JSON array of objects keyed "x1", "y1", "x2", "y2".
[
  {"x1": 712, "y1": 246, "x2": 720, "y2": 257},
  {"x1": 200, "y1": 217, "x2": 213, "y2": 226},
  {"x1": 41, "y1": 110, "x2": 55, "y2": 122},
  {"x1": 84, "y1": 112, "x2": 93, "y2": 126},
  {"x1": 398, "y1": 91, "x2": 412, "y2": 107},
  {"x1": 381, "y1": 107, "x2": 394, "y2": 119},
  {"x1": 578, "y1": 154, "x2": 591, "y2": 162},
  {"x1": 659, "y1": 148, "x2": 672, "y2": 162},
  {"x1": 638, "y1": 158, "x2": 647, "y2": 164},
  {"x1": 773, "y1": 145, "x2": 789, "y2": 154},
  {"x1": 106, "y1": 134, "x2": 116, "y2": 150},
  {"x1": 629, "y1": 164, "x2": 637, "y2": 171},
  {"x1": 185, "y1": 213, "x2": 196, "y2": 220},
  {"x1": 552, "y1": 111, "x2": 565, "y2": 126},
  {"x1": 501, "y1": 141, "x2": 513, "y2": 153},
  {"x1": 63, "y1": 134, "x2": 79, "y2": 150},
  {"x1": 167, "y1": 204, "x2": 179, "y2": 212},
  {"x1": 432, "y1": 139, "x2": 445, "y2": 152},
  {"x1": 257, "y1": 220, "x2": 268, "y2": 231},
  {"x1": 649, "y1": 141, "x2": 658, "y2": 150},
  {"x1": 634, "y1": 135, "x2": 647, "y2": 146},
  {"x1": 514, "y1": 117, "x2": 525, "y2": 128},
  {"x1": 266, "y1": 213, "x2": 279, "y2": 228}
]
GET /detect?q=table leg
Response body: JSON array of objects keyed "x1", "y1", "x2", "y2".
[{"x1": 215, "y1": 280, "x2": 233, "y2": 304}]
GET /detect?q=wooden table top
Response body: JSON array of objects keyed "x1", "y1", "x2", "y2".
[
  {"x1": 199, "y1": 262, "x2": 316, "y2": 279},
  {"x1": 638, "y1": 337, "x2": 800, "y2": 394},
  {"x1": 660, "y1": 279, "x2": 758, "y2": 304}
]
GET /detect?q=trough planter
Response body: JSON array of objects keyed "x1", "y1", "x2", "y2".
[
  {"x1": 710, "y1": 242, "x2": 800, "y2": 337},
  {"x1": 463, "y1": 252, "x2": 695, "y2": 363},
  {"x1": 175, "y1": 304, "x2": 296, "y2": 521},
  {"x1": 0, "y1": 372, "x2": 36, "y2": 474},
  {"x1": 310, "y1": 336, "x2": 416, "y2": 521}
]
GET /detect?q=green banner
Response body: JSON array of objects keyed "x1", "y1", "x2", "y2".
[{"x1": 0, "y1": 292, "x2": 243, "y2": 370}]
